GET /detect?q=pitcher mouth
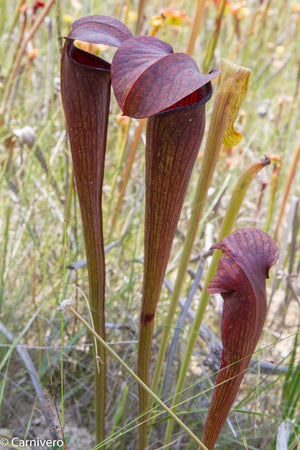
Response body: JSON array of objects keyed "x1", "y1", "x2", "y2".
[
  {"x1": 67, "y1": 38, "x2": 111, "y2": 72},
  {"x1": 161, "y1": 81, "x2": 213, "y2": 115}
]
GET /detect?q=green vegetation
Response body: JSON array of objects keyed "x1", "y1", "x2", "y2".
[{"x1": 0, "y1": 1, "x2": 299, "y2": 449}]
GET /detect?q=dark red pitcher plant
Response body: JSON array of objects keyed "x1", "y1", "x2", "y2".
[
  {"x1": 112, "y1": 35, "x2": 219, "y2": 447},
  {"x1": 201, "y1": 228, "x2": 279, "y2": 449},
  {"x1": 60, "y1": 16, "x2": 133, "y2": 445}
]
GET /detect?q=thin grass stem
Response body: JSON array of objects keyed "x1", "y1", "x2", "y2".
[
  {"x1": 136, "y1": 0, "x2": 147, "y2": 34},
  {"x1": 264, "y1": 155, "x2": 281, "y2": 234},
  {"x1": 0, "y1": 205, "x2": 11, "y2": 313},
  {"x1": 274, "y1": 141, "x2": 300, "y2": 240},
  {"x1": 109, "y1": 118, "x2": 146, "y2": 238},
  {"x1": 61, "y1": 303, "x2": 208, "y2": 450},
  {"x1": 202, "y1": 0, "x2": 227, "y2": 73},
  {"x1": 186, "y1": 0, "x2": 207, "y2": 56}
]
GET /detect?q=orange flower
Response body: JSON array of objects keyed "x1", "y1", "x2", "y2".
[
  {"x1": 228, "y1": 1, "x2": 250, "y2": 19},
  {"x1": 149, "y1": 15, "x2": 164, "y2": 36},
  {"x1": 27, "y1": 48, "x2": 40, "y2": 59},
  {"x1": 150, "y1": 15, "x2": 164, "y2": 29},
  {"x1": 161, "y1": 8, "x2": 191, "y2": 26}
]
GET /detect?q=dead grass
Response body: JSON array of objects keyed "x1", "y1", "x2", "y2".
[{"x1": 0, "y1": 0, "x2": 299, "y2": 449}]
